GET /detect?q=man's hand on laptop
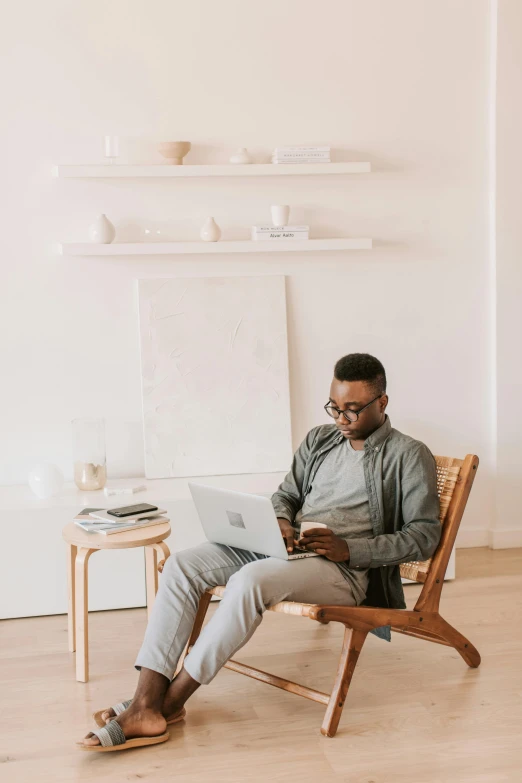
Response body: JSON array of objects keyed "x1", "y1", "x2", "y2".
[
  {"x1": 277, "y1": 518, "x2": 299, "y2": 553},
  {"x1": 298, "y1": 528, "x2": 350, "y2": 563}
]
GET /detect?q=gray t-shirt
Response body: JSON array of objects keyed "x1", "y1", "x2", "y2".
[{"x1": 295, "y1": 437, "x2": 373, "y2": 604}]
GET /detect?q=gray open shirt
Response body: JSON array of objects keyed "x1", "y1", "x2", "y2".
[{"x1": 270, "y1": 415, "x2": 441, "y2": 640}]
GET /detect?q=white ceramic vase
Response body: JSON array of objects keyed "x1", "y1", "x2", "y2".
[
  {"x1": 200, "y1": 217, "x2": 222, "y2": 242},
  {"x1": 271, "y1": 205, "x2": 290, "y2": 226},
  {"x1": 229, "y1": 147, "x2": 251, "y2": 164},
  {"x1": 88, "y1": 214, "x2": 116, "y2": 244}
]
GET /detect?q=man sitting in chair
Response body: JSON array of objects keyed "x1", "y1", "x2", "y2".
[{"x1": 79, "y1": 352, "x2": 441, "y2": 751}]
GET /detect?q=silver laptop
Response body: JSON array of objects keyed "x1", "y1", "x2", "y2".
[{"x1": 188, "y1": 482, "x2": 319, "y2": 561}]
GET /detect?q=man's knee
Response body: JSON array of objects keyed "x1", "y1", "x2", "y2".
[
  {"x1": 162, "y1": 542, "x2": 210, "y2": 580},
  {"x1": 161, "y1": 541, "x2": 231, "y2": 590},
  {"x1": 163, "y1": 549, "x2": 188, "y2": 577},
  {"x1": 226, "y1": 560, "x2": 279, "y2": 603}
]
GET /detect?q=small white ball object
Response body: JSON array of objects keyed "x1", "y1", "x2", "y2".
[{"x1": 28, "y1": 463, "x2": 65, "y2": 499}]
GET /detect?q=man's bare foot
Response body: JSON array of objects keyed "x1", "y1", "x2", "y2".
[
  {"x1": 78, "y1": 704, "x2": 167, "y2": 747},
  {"x1": 162, "y1": 695, "x2": 186, "y2": 723},
  {"x1": 99, "y1": 702, "x2": 185, "y2": 725}
]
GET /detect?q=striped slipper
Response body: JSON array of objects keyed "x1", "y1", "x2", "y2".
[
  {"x1": 93, "y1": 700, "x2": 186, "y2": 728},
  {"x1": 79, "y1": 718, "x2": 169, "y2": 752}
]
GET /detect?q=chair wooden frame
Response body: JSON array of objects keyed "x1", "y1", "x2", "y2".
[{"x1": 175, "y1": 453, "x2": 480, "y2": 737}]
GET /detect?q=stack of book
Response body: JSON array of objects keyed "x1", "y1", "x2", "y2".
[
  {"x1": 251, "y1": 225, "x2": 309, "y2": 241},
  {"x1": 74, "y1": 507, "x2": 169, "y2": 535},
  {"x1": 272, "y1": 146, "x2": 331, "y2": 164}
]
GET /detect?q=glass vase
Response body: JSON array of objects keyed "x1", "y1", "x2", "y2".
[{"x1": 72, "y1": 417, "x2": 107, "y2": 490}]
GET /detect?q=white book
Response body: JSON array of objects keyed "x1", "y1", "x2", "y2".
[
  {"x1": 73, "y1": 507, "x2": 169, "y2": 535},
  {"x1": 252, "y1": 231, "x2": 309, "y2": 241},
  {"x1": 274, "y1": 146, "x2": 330, "y2": 153},
  {"x1": 274, "y1": 151, "x2": 331, "y2": 157},
  {"x1": 252, "y1": 225, "x2": 309, "y2": 232},
  {"x1": 272, "y1": 152, "x2": 330, "y2": 160},
  {"x1": 75, "y1": 516, "x2": 170, "y2": 535},
  {"x1": 272, "y1": 158, "x2": 331, "y2": 164}
]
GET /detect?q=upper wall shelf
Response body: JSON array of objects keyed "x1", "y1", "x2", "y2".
[{"x1": 53, "y1": 162, "x2": 371, "y2": 179}]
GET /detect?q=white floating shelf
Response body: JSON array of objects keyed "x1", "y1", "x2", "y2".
[
  {"x1": 59, "y1": 238, "x2": 372, "y2": 256},
  {"x1": 53, "y1": 162, "x2": 371, "y2": 178}
]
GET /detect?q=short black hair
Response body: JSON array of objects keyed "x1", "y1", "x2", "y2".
[{"x1": 333, "y1": 353, "x2": 387, "y2": 397}]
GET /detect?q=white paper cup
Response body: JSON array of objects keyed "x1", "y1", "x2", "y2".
[{"x1": 299, "y1": 521, "x2": 328, "y2": 536}]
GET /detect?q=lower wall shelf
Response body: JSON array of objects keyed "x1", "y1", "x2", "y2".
[{"x1": 59, "y1": 238, "x2": 373, "y2": 256}]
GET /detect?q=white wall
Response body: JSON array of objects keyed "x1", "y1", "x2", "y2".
[
  {"x1": 494, "y1": 0, "x2": 522, "y2": 548},
  {"x1": 0, "y1": 0, "x2": 496, "y2": 544}
]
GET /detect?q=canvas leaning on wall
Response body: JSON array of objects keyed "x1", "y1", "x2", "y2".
[{"x1": 137, "y1": 275, "x2": 293, "y2": 478}]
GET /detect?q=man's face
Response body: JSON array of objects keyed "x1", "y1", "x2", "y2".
[{"x1": 328, "y1": 378, "x2": 388, "y2": 441}]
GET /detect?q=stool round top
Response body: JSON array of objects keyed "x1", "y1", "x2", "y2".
[{"x1": 62, "y1": 519, "x2": 171, "y2": 550}]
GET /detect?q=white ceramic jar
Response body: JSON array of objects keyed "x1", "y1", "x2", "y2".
[
  {"x1": 200, "y1": 217, "x2": 222, "y2": 242},
  {"x1": 88, "y1": 214, "x2": 116, "y2": 244}
]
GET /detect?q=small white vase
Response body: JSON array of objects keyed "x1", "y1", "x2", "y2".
[
  {"x1": 88, "y1": 214, "x2": 116, "y2": 244},
  {"x1": 200, "y1": 217, "x2": 222, "y2": 242},
  {"x1": 271, "y1": 205, "x2": 290, "y2": 226},
  {"x1": 229, "y1": 147, "x2": 251, "y2": 164}
]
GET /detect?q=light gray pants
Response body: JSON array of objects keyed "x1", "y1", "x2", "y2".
[{"x1": 135, "y1": 541, "x2": 358, "y2": 685}]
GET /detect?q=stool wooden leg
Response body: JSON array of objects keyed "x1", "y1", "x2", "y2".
[
  {"x1": 145, "y1": 541, "x2": 171, "y2": 620},
  {"x1": 75, "y1": 546, "x2": 95, "y2": 683},
  {"x1": 145, "y1": 545, "x2": 158, "y2": 620},
  {"x1": 66, "y1": 543, "x2": 77, "y2": 652},
  {"x1": 152, "y1": 541, "x2": 171, "y2": 574}
]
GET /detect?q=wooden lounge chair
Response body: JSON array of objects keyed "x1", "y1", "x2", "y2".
[{"x1": 175, "y1": 453, "x2": 480, "y2": 737}]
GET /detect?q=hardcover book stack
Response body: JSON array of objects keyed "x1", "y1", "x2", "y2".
[
  {"x1": 73, "y1": 507, "x2": 169, "y2": 535},
  {"x1": 251, "y1": 225, "x2": 309, "y2": 241},
  {"x1": 272, "y1": 146, "x2": 331, "y2": 164}
]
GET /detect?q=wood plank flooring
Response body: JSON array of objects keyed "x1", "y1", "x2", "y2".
[{"x1": 0, "y1": 548, "x2": 521, "y2": 783}]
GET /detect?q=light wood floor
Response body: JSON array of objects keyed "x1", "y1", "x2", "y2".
[{"x1": 1, "y1": 548, "x2": 521, "y2": 783}]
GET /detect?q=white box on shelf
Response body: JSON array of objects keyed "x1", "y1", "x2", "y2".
[{"x1": 0, "y1": 480, "x2": 454, "y2": 619}]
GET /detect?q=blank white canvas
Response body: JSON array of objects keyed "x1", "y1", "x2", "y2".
[{"x1": 137, "y1": 275, "x2": 292, "y2": 478}]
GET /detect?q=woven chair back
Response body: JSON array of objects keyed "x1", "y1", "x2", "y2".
[{"x1": 399, "y1": 456, "x2": 462, "y2": 584}]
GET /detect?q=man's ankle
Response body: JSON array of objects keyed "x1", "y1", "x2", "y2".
[
  {"x1": 131, "y1": 696, "x2": 161, "y2": 713},
  {"x1": 163, "y1": 692, "x2": 183, "y2": 711}
]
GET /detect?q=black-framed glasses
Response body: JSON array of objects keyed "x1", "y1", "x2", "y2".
[{"x1": 324, "y1": 394, "x2": 382, "y2": 423}]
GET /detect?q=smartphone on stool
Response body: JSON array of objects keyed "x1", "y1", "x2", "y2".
[
  {"x1": 107, "y1": 503, "x2": 159, "y2": 518},
  {"x1": 88, "y1": 503, "x2": 166, "y2": 524}
]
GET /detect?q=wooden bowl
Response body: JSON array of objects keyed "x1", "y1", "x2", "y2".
[{"x1": 158, "y1": 141, "x2": 191, "y2": 165}]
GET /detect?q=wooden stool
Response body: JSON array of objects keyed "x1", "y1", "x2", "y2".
[{"x1": 62, "y1": 520, "x2": 171, "y2": 682}]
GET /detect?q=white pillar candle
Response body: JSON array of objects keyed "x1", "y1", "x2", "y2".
[{"x1": 271, "y1": 205, "x2": 290, "y2": 226}]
